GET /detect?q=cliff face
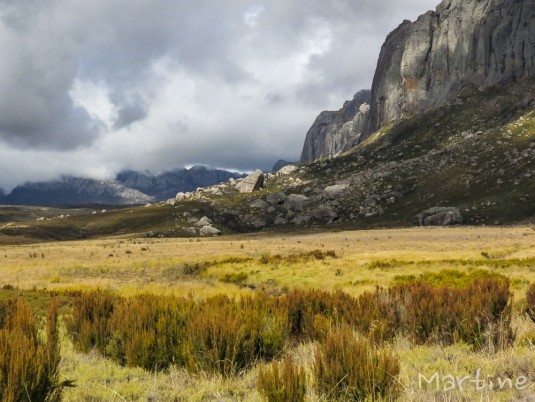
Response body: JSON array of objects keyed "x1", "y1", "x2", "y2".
[
  {"x1": 300, "y1": 90, "x2": 371, "y2": 162},
  {"x1": 363, "y1": 0, "x2": 535, "y2": 137}
]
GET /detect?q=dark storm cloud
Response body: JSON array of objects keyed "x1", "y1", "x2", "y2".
[{"x1": 0, "y1": 0, "x2": 440, "y2": 189}]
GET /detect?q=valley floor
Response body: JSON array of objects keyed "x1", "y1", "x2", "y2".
[{"x1": 1, "y1": 225, "x2": 534, "y2": 401}]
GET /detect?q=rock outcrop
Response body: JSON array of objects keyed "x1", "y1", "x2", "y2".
[
  {"x1": 416, "y1": 207, "x2": 463, "y2": 226},
  {"x1": 300, "y1": 90, "x2": 371, "y2": 162},
  {"x1": 235, "y1": 170, "x2": 265, "y2": 193},
  {"x1": 363, "y1": 0, "x2": 535, "y2": 138}
]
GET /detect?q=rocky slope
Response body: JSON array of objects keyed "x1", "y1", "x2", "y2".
[
  {"x1": 117, "y1": 166, "x2": 245, "y2": 200},
  {"x1": 5, "y1": 177, "x2": 154, "y2": 206},
  {"x1": 300, "y1": 90, "x2": 371, "y2": 162},
  {"x1": 363, "y1": 0, "x2": 535, "y2": 138}
]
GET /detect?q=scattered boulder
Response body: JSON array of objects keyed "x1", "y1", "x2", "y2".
[
  {"x1": 250, "y1": 199, "x2": 269, "y2": 209},
  {"x1": 195, "y1": 216, "x2": 212, "y2": 227},
  {"x1": 311, "y1": 207, "x2": 338, "y2": 223},
  {"x1": 363, "y1": 194, "x2": 381, "y2": 207},
  {"x1": 200, "y1": 225, "x2": 221, "y2": 236},
  {"x1": 251, "y1": 220, "x2": 266, "y2": 229},
  {"x1": 416, "y1": 207, "x2": 463, "y2": 226},
  {"x1": 283, "y1": 194, "x2": 310, "y2": 211},
  {"x1": 266, "y1": 192, "x2": 287, "y2": 206},
  {"x1": 323, "y1": 184, "x2": 348, "y2": 200},
  {"x1": 167, "y1": 199, "x2": 176, "y2": 206},
  {"x1": 276, "y1": 165, "x2": 299, "y2": 176},
  {"x1": 235, "y1": 170, "x2": 265, "y2": 193},
  {"x1": 175, "y1": 192, "x2": 186, "y2": 201},
  {"x1": 274, "y1": 216, "x2": 287, "y2": 226}
]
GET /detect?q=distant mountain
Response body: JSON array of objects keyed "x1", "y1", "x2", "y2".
[
  {"x1": 0, "y1": 188, "x2": 5, "y2": 204},
  {"x1": 3, "y1": 166, "x2": 245, "y2": 206},
  {"x1": 116, "y1": 166, "x2": 245, "y2": 200},
  {"x1": 5, "y1": 177, "x2": 154, "y2": 206}
]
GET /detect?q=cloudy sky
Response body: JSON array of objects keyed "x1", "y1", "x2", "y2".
[{"x1": 0, "y1": 0, "x2": 439, "y2": 191}]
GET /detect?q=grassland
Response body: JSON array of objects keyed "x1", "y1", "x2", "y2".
[{"x1": 0, "y1": 226, "x2": 534, "y2": 401}]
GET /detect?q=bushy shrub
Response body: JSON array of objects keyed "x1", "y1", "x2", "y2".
[
  {"x1": 526, "y1": 283, "x2": 535, "y2": 323},
  {"x1": 0, "y1": 299, "x2": 73, "y2": 402},
  {"x1": 257, "y1": 356, "x2": 307, "y2": 402},
  {"x1": 67, "y1": 271, "x2": 513, "y2": 376},
  {"x1": 66, "y1": 289, "x2": 116, "y2": 353},
  {"x1": 184, "y1": 294, "x2": 287, "y2": 376},
  {"x1": 314, "y1": 327, "x2": 399, "y2": 401},
  {"x1": 219, "y1": 272, "x2": 249, "y2": 285}
]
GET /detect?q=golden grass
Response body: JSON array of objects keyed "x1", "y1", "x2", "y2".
[
  {"x1": 0, "y1": 226, "x2": 533, "y2": 299},
  {"x1": 1, "y1": 226, "x2": 535, "y2": 401}
]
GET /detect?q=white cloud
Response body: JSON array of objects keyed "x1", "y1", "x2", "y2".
[{"x1": 0, "y1": 0, "x2": 440, "y2": 190}]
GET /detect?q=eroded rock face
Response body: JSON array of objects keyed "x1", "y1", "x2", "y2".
[
  {"x1": 301, "y1": 90, "x2": 371, "y2": 162},
  {"x1": 363, "y1": 0, "x2": 535, "y2": 139}
]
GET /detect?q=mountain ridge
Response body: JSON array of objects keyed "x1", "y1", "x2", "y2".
[
  {"x1": 302, "y1": 0, "x2": 535, "y2": 160},
  {"x1": 2, "y1": 166, "x2": 245, "y2": 206}
]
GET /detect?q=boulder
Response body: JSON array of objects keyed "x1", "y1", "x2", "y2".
[
  {"x1": 250, "y1": 199, "x2": 269, "y2": 209},
  {"x1": 311, "y1": 207, "x2": 338, "y2": 223},
  {"x1": 200, "y1": 225, "x2": 221, "y2": 236},
  {"x1": 175, "y1": 192, "x2": 186, "y2": 201},
  {"x1": 276, "y1": 165, "x2": 299, "y2": 176},
  {"x1": 266, "y1": 192, "x2": 287, "y2": 206},
  {"x1": 416, "y1": 207, "x2": 463, "y2": 226},
  {"x1": 195, "y1": 216, "x2": 212, "y2": 227},
  {"x1": 235, "y1": 170, "x2": 265, "y2": 193},
  {"x1": 274, "y1": 216, "x2": 287, "y2": 226},
  {"x1": 283, "y1": 194, "x2": 310, "y2": 211},
  {"x1": 323, "y1": 184, "x2": 348, "y2": 200}
]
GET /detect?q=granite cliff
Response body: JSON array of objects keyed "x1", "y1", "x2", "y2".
[
  {"x1": 300, "y1": 90, "x2": 371, "y2": 162},
  {"x1": 363, "y1": 0, "x2": 535, "y2": 138},
  {"x1": 302, "y1": 0, "x2": 535, "y2": 160}
]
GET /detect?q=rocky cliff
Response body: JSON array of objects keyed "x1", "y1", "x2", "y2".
[
  {"x1": 300, "y1": 90, "x2": 371, "y2": 162},
  {"x1": 363, "y1": 0, "x2": 535, "y2": 138}
]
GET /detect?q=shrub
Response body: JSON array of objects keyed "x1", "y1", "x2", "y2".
[
  {"x1": 526, "y1": 283, "x2": 535, "y2": 323},
  {"x1": 107, "y1": 294, "x2": 191, "y2": 370},
  {"x1": 66, "y1": 289, "x2": 117, "y2": 354},
  {"x1": 0, "y1": 299, "x2": 73, "y2": 402},
  {"x1": 184, "y1": 294, "x2": 287, "y2": 376},
  {"x1": 314, "y1": 327, "x2": 399, "y2": 401},
  {"x1": 219, "y1": 272, "x2": 249, "y2": 285},
  {"x1": 257, "y1": 356, "x2": 307, "y2": 402}
]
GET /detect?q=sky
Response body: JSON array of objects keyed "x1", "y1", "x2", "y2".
[{"x1": 0, "y1": 0, "x2": 439, "y2": 191}]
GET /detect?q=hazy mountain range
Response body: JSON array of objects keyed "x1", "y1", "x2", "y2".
[{"x1": 1, "y1": 166, "x2": 245, "y2": 206}]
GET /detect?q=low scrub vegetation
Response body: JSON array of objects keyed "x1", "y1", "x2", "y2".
[
  {"x1": 0, "y1": 298, "x2": 72, "y2": 402},
  {"x1": 66, "y1": 271, "x2": 513, "y2": 380},
  {"x1": 526, "y1": 283, "x2": 535, "y2": 323},
  {"x1": 257, "y1": 356, "x2": 307, "y2": 402},
  {"x1": 314, "y1": 327, "x2": 400, "y2": 401}
]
